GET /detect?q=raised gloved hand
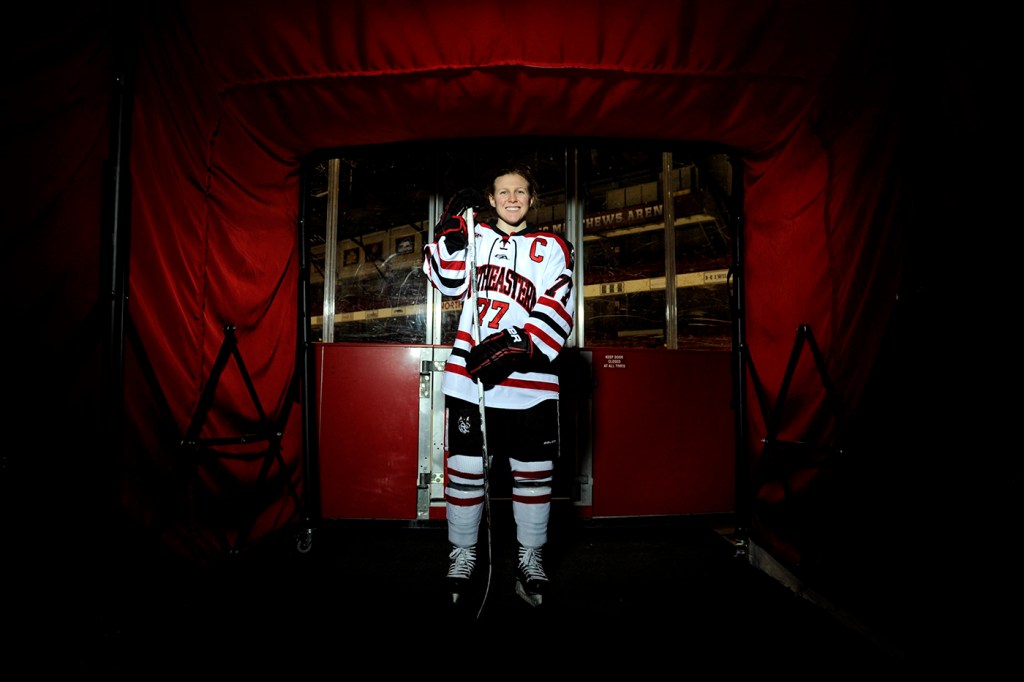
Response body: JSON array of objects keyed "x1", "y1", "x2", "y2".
[
  {"x1": 435, "y1": 214, "x2": 469, "y2": 252},
  {"x1": 434, "y1": 188, "x2": 488, "y2": 251},
  {"x1": 445, "y1": 187, "x2": 488, "y2": 218},
  {"x1": 465, "y1": 326, "x2": 533, "y2": 386}
]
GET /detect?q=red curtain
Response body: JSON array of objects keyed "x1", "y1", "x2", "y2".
[{"x1": 7, "y1": 0, "x2": 910, "y2": 566}]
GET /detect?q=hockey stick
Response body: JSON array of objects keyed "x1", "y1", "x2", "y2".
[{"x1": 463, "y1": 206, "x2": 494, "y2": 620}]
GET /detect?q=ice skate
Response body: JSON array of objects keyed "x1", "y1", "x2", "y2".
[
  {"x1": 446, "y1": 545, "x2": 477, "y2": 604},
  {"x1": 514, "y1": 545, "x2": 548, "y2": 607}
]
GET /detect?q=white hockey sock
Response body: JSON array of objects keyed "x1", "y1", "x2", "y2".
[
  {"x1": 511, "y1": 457, "x2": 553, "y2": 548},
  {"x1": 446, "y1": 453, "x2": 485, "y2": 547},
  {"x1": 447, "y1": 501, "x2": 484, "y2": 547}
]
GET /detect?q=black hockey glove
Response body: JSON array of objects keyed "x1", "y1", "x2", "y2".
[
  {"x1": 465, "y1": 326, "x2": 534, "y2": 386},
  {"x1": 444, "y1": 187, "x2": 488, "y2": 220},
  {"x1": 434, "y1": 188, "x2": 488, "y2": 251},
  {"x1": 435, "y1": 214, "x2": 469, "y2": 252}
]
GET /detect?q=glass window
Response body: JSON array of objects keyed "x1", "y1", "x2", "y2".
[
  {"x1": 576, "y1": 144, "x2": 736, "y2": 349},
  {"x1": 305, "y1": 148, "x2": 433, "y2": 344},
  {"x1": 303, "y1": 140, "x2": 737, "y2": 350}
]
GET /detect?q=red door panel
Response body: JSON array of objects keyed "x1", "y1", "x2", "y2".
[
  {"x1": 589, "y1": 349, "x2": 734, "y2": 517},
  {"x1": 315, "y1": 343, "x2": 424, "y2": 520}
]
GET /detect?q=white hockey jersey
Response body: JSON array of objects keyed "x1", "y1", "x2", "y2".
[{"x1": 423, "y1": 221, "x2": 576, "y2": 409}]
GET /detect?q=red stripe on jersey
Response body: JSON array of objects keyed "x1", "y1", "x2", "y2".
[
  {"x1": 447, "y1": 365, "x2": 558, "y2": 392},
  {"x1": 438, "y1": 256, "x2": 467, "y2": 271},
  {"x1": 524, "y1": 323, "x2": 560, "y2": 352},
  {"x1": 500, "y1": 376, "x2": 560, "y2": 392},
  {"x1": 538, "y1": 295, "x2": 573, "y2": 327}
]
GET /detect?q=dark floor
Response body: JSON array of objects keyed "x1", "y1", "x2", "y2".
[{"x1": 8, "y1": 500, "x2": 951, "y2": 676}]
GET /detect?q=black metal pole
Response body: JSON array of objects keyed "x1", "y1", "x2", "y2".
[
  {"x1": 101, "y1": 9, "x2": 135, "y2": 508},
  {"x1": 296, "y1": 163, "x2": 321, "y2": 551},
  {"x1": 727, "y1": 152, "x2": 750, "y2": 555}
]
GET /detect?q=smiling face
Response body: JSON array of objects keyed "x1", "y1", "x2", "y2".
[{"x1": 488, "y1": 172, "x2": 534, "y2": 233}]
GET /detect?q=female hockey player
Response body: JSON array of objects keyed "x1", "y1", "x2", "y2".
[{"x1": 422, "y1": 164, "x2": 576, "y2": 608}]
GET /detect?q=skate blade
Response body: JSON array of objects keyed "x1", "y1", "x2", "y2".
[{"x1": 515, "y1": 580, "x2": 543, "y2": 607}]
